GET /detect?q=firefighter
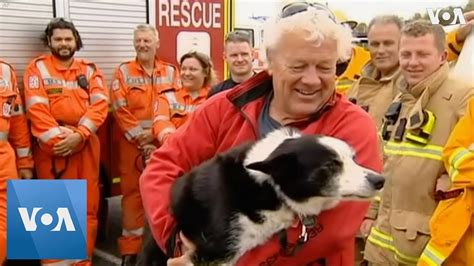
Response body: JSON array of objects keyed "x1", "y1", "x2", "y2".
[
  {"x1": 109, "y1": 23, "x2": 179, "y2": 265},
  {"x1": 23, "y1": 18, "x2": 108, "y2": 266},
  {"x1": 346, "y1": 15, "x2": 405, "y2": 266},
  {"x1": 346, "y1": 12, "x2": 474, "y2": 265},
  {"x1": 363, "y1": 20, "x2": 474, "y2": 265},
  {"x1": 335, "y1": 15, "x2": 471, "y2": 96},
  {"x1": 348, "y1": 10, "x2": 474, "y2": 129},
  {"x1": 0, "y1": 60, "x2": 34, "y2": 263},
  {"x1": 152, "y1": 51, "x2": 216, "y2": 145},
  {"x1": 347, "y1": 15, "x2": 404, "y2": 129},
  {"x1": 418, "y1": 98, "x2": 474, "y2": 265}
]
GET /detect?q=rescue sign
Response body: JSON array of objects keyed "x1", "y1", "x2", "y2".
[
  {"x1": 158, "y1": 0, "x2": 222, "y2": 29},
  {"x1": 156, "y1": 0, "x2": 233, "y2": 80}
]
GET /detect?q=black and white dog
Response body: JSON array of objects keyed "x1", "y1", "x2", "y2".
[{"x1": 170, "y1": 128, "x2": 384, "y2": 265}]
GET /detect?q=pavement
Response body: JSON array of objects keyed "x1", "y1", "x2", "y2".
[{"x1": 93, "y1": 196, "x2": 123, "y2": 266}]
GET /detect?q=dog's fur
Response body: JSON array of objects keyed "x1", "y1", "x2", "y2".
[{"x1": 170, "y1": 128, "x2": 384, "y2": 264}]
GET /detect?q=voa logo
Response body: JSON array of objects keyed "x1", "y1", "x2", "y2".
[
  {"x1": 18, "y1": 207, "x2": 76, "y2": 232},
  {"x1": 427, "y1": 7, "x2": 466, "y2": 25},
  {"x1": 7, "y1": 180, "x2": 86, "y2": 259}
]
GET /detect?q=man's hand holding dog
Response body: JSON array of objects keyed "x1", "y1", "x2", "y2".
[{"x1": 167, "y1": 232, "x2": 196, "y2": 266}]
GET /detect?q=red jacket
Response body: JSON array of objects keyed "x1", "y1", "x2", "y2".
[{"x1": 140, "y1": 71, "x2": 383, "y2": 265}]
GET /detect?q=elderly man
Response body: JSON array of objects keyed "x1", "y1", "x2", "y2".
[
  {"x1": 141, "y1": 3, "x2": 383, "y2": 265},
  {"x1": 363, "y1": 20, "x2": 474, "y2": 265},
  {"x1": 110, "y1": 24, "x2": 179, "y2": 265}
]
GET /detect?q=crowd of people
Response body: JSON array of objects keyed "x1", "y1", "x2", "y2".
[{"x1": 0, "y1": 1, "x2": 473, "y2": 266}]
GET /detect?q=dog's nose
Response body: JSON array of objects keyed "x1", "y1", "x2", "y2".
[{"x1": 366, "y1": 173, "x2": 385, "y2": 190}]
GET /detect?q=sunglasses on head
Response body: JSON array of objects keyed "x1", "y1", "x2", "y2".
[
  {"x1": 48, "y1": 17, "x2": 74, "y2": 25},
  {"x1": 225, "y1": 30, "x2": 251, "y2": 41},
  {"x1": 281, "y1": 1, "x2": 337, "y2": 23}
]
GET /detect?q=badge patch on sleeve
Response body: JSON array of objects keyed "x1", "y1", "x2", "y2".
[
  {"x1": 28, "y1": 75, "x2": 40, "y2": 89},
  {"x1": 0, "y1": 78, "x2": 7, "y2": 89},
  {"x1": 3, "y1": 102, "x2": 12, "y2": 117},
  {"x1": 112, "y1": 79, "x2": 120, "y2": 91}
]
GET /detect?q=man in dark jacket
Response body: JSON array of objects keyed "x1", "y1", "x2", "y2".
[{"x1": 207, "y1": 30, "x2": 254, "y2": 98}]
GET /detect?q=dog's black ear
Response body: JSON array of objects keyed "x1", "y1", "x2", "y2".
[{"x1": 246, "y1": 152, "x2": 297, "y2": 176}]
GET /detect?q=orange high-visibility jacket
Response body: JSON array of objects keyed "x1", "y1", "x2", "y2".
[
  {"x1": 0, "y1": 60, "x2": 34, "y2": 169},
  {"x1": 0, "y1": 59, "x2": 33, "y2": 263},
  {"x1": 110, "y1": 58, "x2": 179, "y2": 142},
  {"x1": 152, "y1": 86, "x2": 209, "y2": 144},
  {"x1": 418, "y1": 98, "x2": 474, "y2": 265},
  {"x1": 23, "y1": 55, "x2": 108, "y2": 154}
]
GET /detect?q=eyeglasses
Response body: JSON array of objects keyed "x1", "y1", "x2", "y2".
[
  {"x1": 281, "y1": 1, "x2": 337, "y2": 23},
  {"x1": 46, "y1": 17, "x2": 75, "y2": 32}
]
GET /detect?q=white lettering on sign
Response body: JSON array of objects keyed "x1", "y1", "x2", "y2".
[{"x1": 158, "y1": 0, "x2": 222, "y2": 29}]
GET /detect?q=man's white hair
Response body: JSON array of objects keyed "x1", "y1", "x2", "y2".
[
  {"x1": 134, "y1": 24, "x2": 159, "y2": 40},
  {"x1": 263, "y1": 7, "x2": 353, "y2": 64}
]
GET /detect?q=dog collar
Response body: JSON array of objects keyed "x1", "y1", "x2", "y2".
[
  {"x1": 278, "y1": 215, "x2": 318, "y2": 256},
  {"x1": 298, "y1": 215, "x2": 316, "y2": 243}
]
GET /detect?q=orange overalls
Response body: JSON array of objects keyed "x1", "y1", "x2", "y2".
[
  {"x1": 23, "y1": 55, "x2": 108, "y2": 265},
  {"x1": 152, "y1": 86, "x2": 210, "y2": 145},
  {"x1": 110, "y1": 58, "x2": 179, "y2": 256},
  {"x1": 0, "y1": 60, "x2": 34, "y2": 263}
]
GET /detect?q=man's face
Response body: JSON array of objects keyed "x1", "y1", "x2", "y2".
[
  {"x1": 399, "y1": 33, "x2": 446, "y2": 86},
  {"x1": 134, "y1": 30, "x2": 159, "y2": 62},
  {"x1": 268, "y1": 31, "x2": 338, "y2": 119},
  {"x1": 224, "y1": 41, "x2": 253, "y2": 76},
  {"x1": 368, "y1": 23, "x2": 401, "y2": 75},
  {"x1": 50, "y1": 29, "x2": 77, "y2": 61}
]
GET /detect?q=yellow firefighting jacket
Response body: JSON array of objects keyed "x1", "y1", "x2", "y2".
[
  {"x1": 346, "y1": 63, "x2": 401, "y2": 129},
  {"x1": 418, "y1": 98, "x2": 474, "y2": 265},
  {"x1": 336, "y1": 46, "x2": 371, "y2": 95},
  {"x1": 364, "y1": 64, "x2": 474, "y2": 265}
]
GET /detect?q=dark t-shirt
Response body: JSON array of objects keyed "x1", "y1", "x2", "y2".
[
  {"x1": 258, "y1": 92, "x2": 281, "y2": 138},
  {"x1": 207, "y1": 78, "x2": 239, "y2": 98}
]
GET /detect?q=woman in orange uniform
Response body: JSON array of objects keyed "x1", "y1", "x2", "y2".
[{"x1": 153, "y1": 51, "x2": 217, "y2": 144}]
